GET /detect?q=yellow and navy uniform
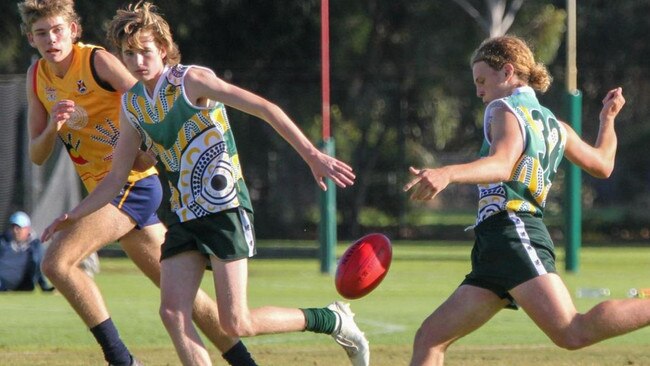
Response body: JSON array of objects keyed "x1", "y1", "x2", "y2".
[{"x1": 33, "y1": 42, "x2": 156, "y2": 193}]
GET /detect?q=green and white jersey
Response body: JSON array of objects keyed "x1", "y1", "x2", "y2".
[
  {"x1": 122, "y1": 64, "x2": 252, "y2": 222},
  {"x1": 476, "y1": 86, "x2": 567, "y2": 225}
]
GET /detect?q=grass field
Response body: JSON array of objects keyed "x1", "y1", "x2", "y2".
[{"x1": 1, "y1": 241, "x2": 650, "y2": 365}]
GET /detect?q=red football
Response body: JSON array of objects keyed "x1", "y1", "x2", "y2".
[{"x1": 335, "y1": 233, "x2": 392, "y2": 299}]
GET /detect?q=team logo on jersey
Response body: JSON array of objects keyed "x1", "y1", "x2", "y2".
[
  {"x1": 45, "y1": 87, "x2": 57, "y2": 102},
  {"x1": 167, "y1": 65, "x2": 186, "y2": 87},
  {"x1": 77, "y1": 80, "x2": 88, "y2": 94},
  {"x1": 63, "y1": 132, "x2": 88, "y2": 165},
  {"x1": 65, "y1": 104, "x2": 89, "y2": 130}
]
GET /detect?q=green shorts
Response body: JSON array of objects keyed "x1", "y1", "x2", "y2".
[
  {"x1": 461, "y1": 211, "x2": 556, "y2": 308},
  {"x1": 161, "y1": 207, "x2": 256, "y2": 262}
]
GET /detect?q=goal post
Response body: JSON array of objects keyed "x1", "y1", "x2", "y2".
[{"x1": 319, "y1": 0, "x2": 336, "y2": 274}]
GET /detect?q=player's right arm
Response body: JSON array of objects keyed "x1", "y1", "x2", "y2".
[
  {"x1": 26, "y1": 63, "x2": 73, "y2": 165},
  {"x1": 25, "y1": 63, "x2": 51, "y2": 165},
  {"x1": 41, "y1": 109, "x2": 141, "y2": 241}
]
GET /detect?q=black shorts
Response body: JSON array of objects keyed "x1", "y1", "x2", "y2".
[
  {"x1": 461, "y1": 211, "x2": 556, "y2": 308},
  {"x1": 161, "y1": 207, "x2": 256, "y2": 262}
]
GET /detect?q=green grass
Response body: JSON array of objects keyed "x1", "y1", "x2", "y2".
[{"x1": 1, "y1": 242, "x2": 650, "y2": 365}]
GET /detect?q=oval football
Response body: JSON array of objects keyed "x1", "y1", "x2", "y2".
[{"x1": 335, "y1": 233, "x2": 392, "y2": 299}]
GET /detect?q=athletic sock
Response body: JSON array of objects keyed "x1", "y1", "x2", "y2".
[
  {"x1": 222, "y1": 340, "x2": 258, "y2": 366},
  {"x1": 301, "y1": 307, "x2": 337, "y2": 334},
  {"x1": 90, "y1": 318, "x2": 132, "y2": 366}
]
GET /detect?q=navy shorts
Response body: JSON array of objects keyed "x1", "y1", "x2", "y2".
[{"x1": 111, "y1": 175, "x2": 162, "y2": 229}]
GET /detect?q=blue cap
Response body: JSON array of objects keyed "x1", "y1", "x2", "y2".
[{"x1": 9, "y1": 211, "x2": 31, "y2": 228}]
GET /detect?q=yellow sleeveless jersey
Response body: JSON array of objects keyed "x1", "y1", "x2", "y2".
[{"x1": 33, "y1": 42, "x2": 156, "y2": 192}]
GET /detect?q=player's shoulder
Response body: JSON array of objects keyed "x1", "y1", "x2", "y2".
[
  {"x1": 27, "y1": 60, "x2": 37, "y2": 75},
  {"x1": 184, "y1": 65, "x2": 217, "y2": 81},
  {"x1": 92, "y1": 48, "x2": 135, "y2": 93},
  {"x1": 25, "y1": 60, "x2": 42, "y2": 96},
  {"x1": 26, "y1": 62, "x2": 37, "y2": 83},
  {"x1": 91, "y1": 48, "x2": 121, "y2": 69},
  {"x1": 26, "y1": 55, "x2": 45, "y2": 77}
]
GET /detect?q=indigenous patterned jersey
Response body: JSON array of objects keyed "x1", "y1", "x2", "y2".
[
  {"x1": 33, "y1": 42, "x2": 155, "y2": 192},
  {"x1": 476, "y1": 86, "x2": 567, "y2": 224},
  {"x1": 122, "y1": 64, "x2": 252, "y2": 222}
]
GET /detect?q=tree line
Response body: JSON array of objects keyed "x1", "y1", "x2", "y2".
[{"x1": 2, "y1": 0, "x2": 649, "y2": 240}]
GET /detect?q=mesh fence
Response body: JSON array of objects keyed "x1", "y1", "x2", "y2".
[{"x1": 0, "y1": 75, "x2": 25, "y2": 231}]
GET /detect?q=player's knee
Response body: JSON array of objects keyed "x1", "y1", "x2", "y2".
[
  {"x1": 549, "y1": 332, "x2": 589, "y2": 350},
  {"x1": 219, "y1": 315, "x2": 255, "y2": 337},
  {"x1": 412, "y1": 325, "x2": 449, "y2": 355},
  {"x1": 40, "y1": 253, "x2": 68, "y2": 281},
  {"x1": 159, "y1": 300, "x2": 192, "y2": 327}
]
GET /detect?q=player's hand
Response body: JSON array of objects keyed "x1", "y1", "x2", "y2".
[
  {"x1": 50, "y1": 99, "x2": 76, "y2": 131},
  {"x1": 600, "y1": 87, "x2": 625, "y2": 122},
  {"x1": 309, "y1": 152, "x2": 356, "y2": 191},
  {"x1": 403, "y1": 166, "x2": 449, "y2": 201},
  {"x1": 41, "y1": 213, "x2": 72, "y2": 242}
]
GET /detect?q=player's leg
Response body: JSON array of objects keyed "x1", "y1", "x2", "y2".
[
  {"x1": 210, "y1": 256, "x2": 369, "y2": 366},
  {"x1": 510, "y1": 272, "x2": 650, "y2": 350},
  {"x1": 211, "y1": 257, "x2": 308, "y2": 335},
  {"x1": 41, "y1": 203, "x2": 136, "y2": 365},
  {"x1": 159, "y1": 250, "x2": 211, "y2": 365},
  {"x1": 199, "y1": 208, "x2": 318, "y2": 335},
  {"x1": 154, "y1": 217, "x2": 257, "y2": 366},
  {"x1": 42, "y1": 203, "x2": 134, "y2": 324},
  {"x1": 409, "y1": 285, "x2": 508, "y2": 366},
  {"x1": 119, "y1": 223, "x2": 165, "y2": 285}
]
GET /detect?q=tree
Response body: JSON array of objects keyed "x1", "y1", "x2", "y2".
[
  {"x1": 4, "y1": 0, "x2": 646, "y2": 240},
  {"x1": 453, "y1": 0, "x2": 525, "y2": 37},
  {"x1": 329, "y1": 0, "x2": 565, "y2": 236}
]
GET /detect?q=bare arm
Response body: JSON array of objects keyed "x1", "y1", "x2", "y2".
[
  {"x1": 93, "y1": 49, "x2": 137, "y2": 93},
  {"x1": 41, "y1": 110, "x2": 141, "y2": 241},
  {"x1": 184, "y1": 67, "x2": 355, "y2": 190},
  {"x1": 27, "y1": 50, "x2": 138, "y2": 166},
  {"x1": 563, "y1": 87, "x2": 624, "y2": 178},
  {"x1": 26, "y1": 63, "x2": 71, "y2": 165},
  {"x1": 404, "y1": 107, "x2": 523, "y2": 201}
]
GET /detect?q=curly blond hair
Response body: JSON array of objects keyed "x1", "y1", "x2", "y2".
[
  {"x1": 471, "y1": 35, "x2": 552, "y2": 93},
  {"x1": 106, "y1": 1, "x2": 181, "y2": 66}
]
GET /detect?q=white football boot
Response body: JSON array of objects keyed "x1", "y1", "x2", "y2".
[{"x1": 328, "y1": 301, "x2": 370, "y2": 366}]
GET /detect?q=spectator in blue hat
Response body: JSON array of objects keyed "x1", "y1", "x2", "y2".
[{"x1": 0, "y1": 211, "x2": 54, "y2": 292}]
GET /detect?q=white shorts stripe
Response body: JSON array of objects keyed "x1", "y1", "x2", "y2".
[
  {"x1": 507, "y1": 211, "x2": 547, "y2": 276},
  {"x1": 238, "y1": 207, "x2": 256, "y2": 257}
]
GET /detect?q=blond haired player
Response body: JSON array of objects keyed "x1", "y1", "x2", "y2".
[
  {"x1": 19, "y1": 0, "x2": 257, "y2": 364},
  {"x1": 43, "y1": 2, "x2": 369, "y2": 365}
]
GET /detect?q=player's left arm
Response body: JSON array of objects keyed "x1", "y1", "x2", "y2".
[
  {"x1": 184, "y1": 67, "x2": 355, "y2": 190},
  {"x1": 563, "y1": 87, "x2": 624, "y2": 178},
  {"x1": 92, "y1": 49, "x2": 138, "y2": 93}
]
